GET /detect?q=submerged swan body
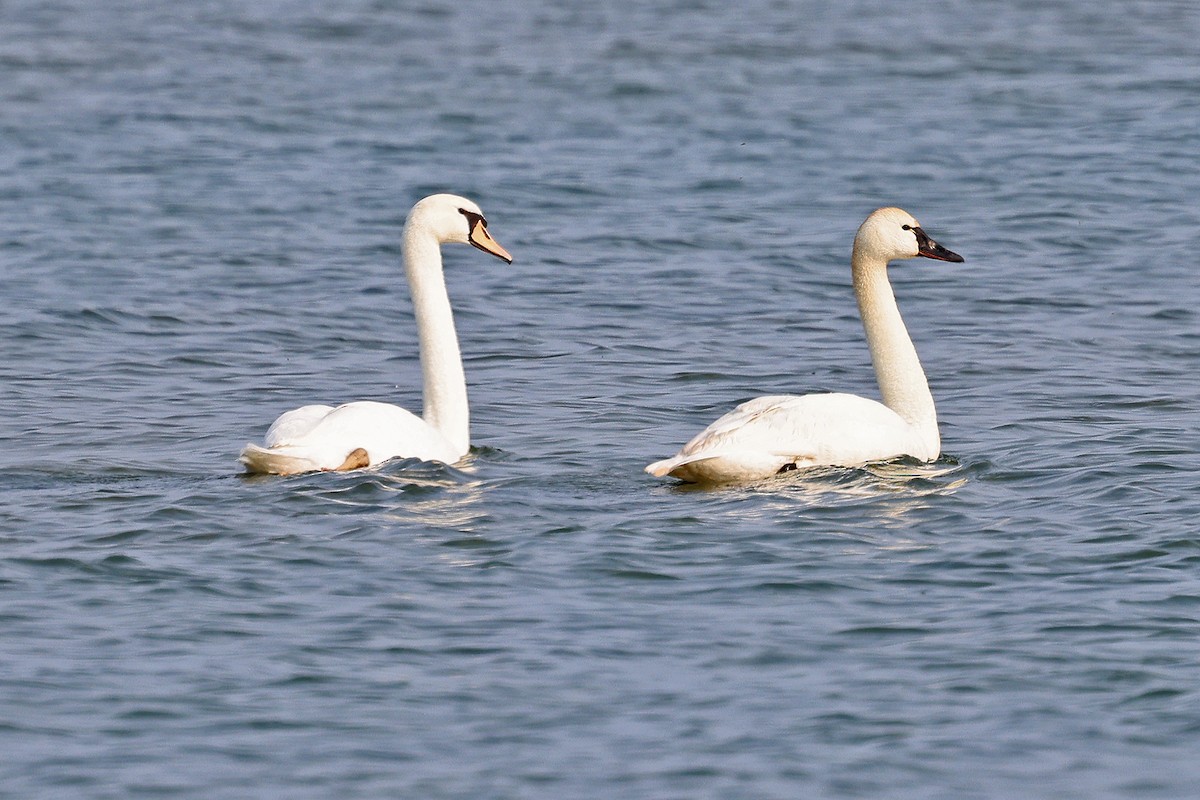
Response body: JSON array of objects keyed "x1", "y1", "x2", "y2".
[
  {"x1": 240, "y1": 193, "x2": 513, "y2": 475},
  {"x1": 646, "y1": 207, "x2": 963, "y2": 484}
]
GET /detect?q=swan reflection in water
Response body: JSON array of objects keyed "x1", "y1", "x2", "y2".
[
  {"x1": 664, "y1": 457, "x2": 969, "y2": 535},
  {"x1": 315, "y1": 456, "x2": 491, "y2": 534}
]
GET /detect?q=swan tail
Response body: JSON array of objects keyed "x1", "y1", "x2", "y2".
[
  {"x1": 239, "y1": 443, "x2": 323, "y2": 475},
  {"x1": 647, "y1": 449, "x2": 805, "y2": 483},
  {"x1": 645, "y1": 456, "x2": 687, "y2": 477},
  {"x1": 645, "y1": 452, "x2": 724, "y2": 478}
]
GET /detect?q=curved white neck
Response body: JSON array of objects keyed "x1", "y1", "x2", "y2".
[
  {"x1": 851, "y1": 246, "x2": 939, "y2": 453},
  {"x1": 403, "y1": 226, "x2": 469, "y2": 454}
]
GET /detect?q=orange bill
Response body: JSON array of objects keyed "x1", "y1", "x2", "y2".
[{"x1": 468, "y1": 217, "x2": 513, "y2": 263}]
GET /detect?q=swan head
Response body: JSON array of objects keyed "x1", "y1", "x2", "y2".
[
  {"x1": 407, "y1": 193, "x2": 513, "y2": 264},
  {"x1": 854, "y1": 207, "x2": 963, "y2": 265}
]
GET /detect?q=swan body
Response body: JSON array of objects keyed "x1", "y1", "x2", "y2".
[
  {"x1": 241, "y1": 193, "x2": 513, "y2": 475},
  {"x1": 646, "y1": 207, "x2": 963, "y2": 484}
]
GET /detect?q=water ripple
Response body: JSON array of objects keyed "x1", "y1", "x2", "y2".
[{"x1": 3, "y1": 0, "x2": 1200, "y2": 797}]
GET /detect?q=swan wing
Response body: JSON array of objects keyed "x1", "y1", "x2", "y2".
[
  {"x1": 243, "y1": 401, "x2": 461, "y2": 474},
  {"x1": 679, "y1": 394, "x2": 804, "y2": 448},
  {"x1": 290, "y1": 401, "x2": 461, "y2": 464},
  {"x1": 264, "y1": 404, "x2": 336, "y2": 447},
  {"x1": 647, "y1": 393, "x2": 925, "y2": 482}
]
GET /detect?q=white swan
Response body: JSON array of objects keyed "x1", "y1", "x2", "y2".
[
  {"x1": 645, "y1": 207, "x2": 963, "y2": 484},
  {"x1": 240, "y1": 193, "x2": 513, "y2": 475}
]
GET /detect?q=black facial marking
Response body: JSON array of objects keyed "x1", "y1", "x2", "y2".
[
  {"x1": 913, "y1": 227, "x2": 940, "y2": 252},
  {"x1": 459, "y1": 208, "x2": 487, "y2": 229},
  {"x1": 777, "y1": 462, "x2": 798, "y2": 473}
]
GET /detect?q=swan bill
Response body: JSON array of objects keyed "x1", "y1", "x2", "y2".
[
  {"x1": 465, "y1": 213, "x2": 514, "y2": 263},
  {"x1": 913, "y1": 227, "x2": 964, "y2": 263}
]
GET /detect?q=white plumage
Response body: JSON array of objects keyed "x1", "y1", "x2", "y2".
[
  {"x1": 646, "y1": 207, "x2": 963, "y2": 484},
  {"x1": 240, "y1": 193, "x2": 513, "y2": 475}
]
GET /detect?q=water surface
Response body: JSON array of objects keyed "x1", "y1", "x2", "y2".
[{"x1": 2, "y1": 1, "x2": 1199, "y2": 797}]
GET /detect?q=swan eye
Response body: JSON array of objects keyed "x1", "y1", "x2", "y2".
[{"x1": 901, "y1": 224, "x2": 912, "y2": 231}]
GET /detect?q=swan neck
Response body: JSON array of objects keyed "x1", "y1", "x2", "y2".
[
  {"x1": 851, "y1": 246, "x2": 939, "y2": 451},
  {"x1": 403, "y1": 223, "x2": 468, "y2": 455}
]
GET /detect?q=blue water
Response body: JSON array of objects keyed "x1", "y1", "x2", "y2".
[{"x1": 3, "y1": 1, "x2": 1200, "y2": 797}]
